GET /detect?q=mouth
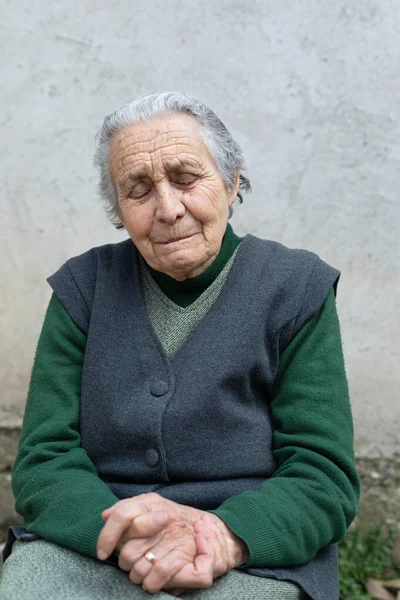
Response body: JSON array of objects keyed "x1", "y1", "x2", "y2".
[{"x1": 159, "y1": 234, "x2": 196, "y2": 245}]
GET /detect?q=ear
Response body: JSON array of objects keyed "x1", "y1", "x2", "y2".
[
  {"x1": 115, "y1": 204, "x2": 125, "y2": 229},
  {"x1": 229, "y1": 170, "x2": 240, "y2": 207}
]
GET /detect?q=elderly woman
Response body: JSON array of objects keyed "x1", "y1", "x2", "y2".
[{"x1": 1, "y1": 91, "x2": 359, "y2": 600}]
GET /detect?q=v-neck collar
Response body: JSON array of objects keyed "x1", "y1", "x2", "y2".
[{"x1": 129, "y1": 232, "x2": 254, "y2": 367}]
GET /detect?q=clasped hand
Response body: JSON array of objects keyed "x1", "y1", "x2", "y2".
[{"x1": 96, "y1": 492, "x2": 248, "y2": 596}]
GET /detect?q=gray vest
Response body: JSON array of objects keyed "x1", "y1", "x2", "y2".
[{"x1": 47, "y1": 233, "x2": 340, "y2": 600}]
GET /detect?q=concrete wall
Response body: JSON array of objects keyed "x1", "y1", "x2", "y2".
[{"x1": 1, "y1": 0, "x2": 399, "y2": 456}]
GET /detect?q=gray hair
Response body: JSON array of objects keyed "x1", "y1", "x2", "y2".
[{"x1": 94, "y1": 91, "x2": 252, "y2": 229}]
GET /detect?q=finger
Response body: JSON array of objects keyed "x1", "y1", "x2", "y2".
[
  {"x1": 114, "y1": 510, "x2": 169, "y2": 555},
  {"x1": 128, "y1": 556, "x2": 154, "y2": 585},
  {"x1": 97, "y1": 500, "x2": 149, "y2": 560},
  {"x1": 168, "y1": 590, "x2": 186, "y2": 596},
  {"x1": 194, "y1": 526, "x2": 210, "y2": 555},
  {"x1": 193, "y1": 531, "x2": 214, "y2": 574},
  {"x1": 198, "y1": 513, "x2": 216, "y2": 534},
  {"x1": 141, "y1": 545, "x2": 196, "y2": 594},
  {"x1": 193, "y1": 517, "x2": 214, "y2": 541},
  {"x1": 194, "y1": 517, "x2": 230, "y2": 578},
  {"x1": 97, "y1": 520, "x2": 130, "y2": 560},
  {"x1": 101, "y1": 497, "x2": 138, "y2": 521},
  {"x1": 202, "y1": 514, "x2": 213, "y2": 523},
  {"x1": 128, "y1": 510, "x2": 169, "y2": 538},
  {"x1": 163, "y1": 532, "x2": 214, "y2": 592},
  {"x1": 118, "y1": 536, "x2": 163, "y2": 572},
  {"x1": 101, "y1": 508, "x2": 113, "y2": 520},
  {"x1": 193, "y1": 519, "x2": 207, "y2": 534},
  {"x1": 102, "y1": 505, "x2": 167, "y2": 529},
  {"x1": 165, "y1": 534, "x2": 213, "y2": 591}
]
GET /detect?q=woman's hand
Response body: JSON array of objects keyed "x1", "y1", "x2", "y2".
[{"x1": 97, "y1": 493, "x2": 249, "y2": 594}]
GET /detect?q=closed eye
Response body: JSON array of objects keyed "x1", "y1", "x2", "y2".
[
  {"x1": 174, "y1": 176, "x2": 197, "y2": 185},
  {"x1": 130, "y1": 191, "x2": 149, "y2": 199},
  {"x1": 129, "y1": 183, "x2": 152, "y2": 199}
]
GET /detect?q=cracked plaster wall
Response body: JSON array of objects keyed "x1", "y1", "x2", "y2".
[{"x1": 1, "y1": 0, "x2": 399, "y2": 456}]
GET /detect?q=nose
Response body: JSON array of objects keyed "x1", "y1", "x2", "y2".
[{"x1": 154, "y1": 183, "x2": 186, "y2": 224}]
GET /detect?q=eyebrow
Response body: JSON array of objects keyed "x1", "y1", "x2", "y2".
[
  {"x1": 119, "y1": 171, "x2": 148, "y2": 190},
  {"x1": 120, "y1": 161, "x2": 199, "y2": 189},
  {"x1": 164, "y1": 160, "x2": 199, "y2": 172}
]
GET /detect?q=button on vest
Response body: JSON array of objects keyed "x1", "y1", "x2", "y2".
[
  {"x1": 146, "y1": 449, "x2": 160, "y2": 467},
  {"x1": 150, "y1": 379, "x2": 168, "y2": 397}
]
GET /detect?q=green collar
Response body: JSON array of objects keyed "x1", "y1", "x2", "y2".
[{"x1": 146, "y1": 223, "x2": 243, "y2": 308}]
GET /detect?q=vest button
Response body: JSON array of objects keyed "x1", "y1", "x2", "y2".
[
  {"x1": 150, "y1": 379, "x2": 168, "y2": 397},
  {"x1": 145, "y1": 449, "x2": 159, "y2": 467}
]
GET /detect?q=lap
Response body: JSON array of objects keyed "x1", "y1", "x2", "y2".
[{"x1": 0, "y1": 539, "x2": 305, "y2": 600}]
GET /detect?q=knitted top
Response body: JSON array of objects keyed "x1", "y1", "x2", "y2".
[
  {"x1": 10, "y1": 225, "x2": 360, "y2": 588},
  {"x1": 139, "y1": 248, "x2": 240, "y2": 357}
]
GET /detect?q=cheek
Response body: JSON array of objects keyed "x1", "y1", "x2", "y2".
[
  {"x1": 121, "y1": 202, "x2": 154, "y2": 240},
  {"x1": 183, "y1": 185, "x2": 223, "y2": 221}
]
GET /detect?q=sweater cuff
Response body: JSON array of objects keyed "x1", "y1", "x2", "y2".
[
  {"x1": 69, "y1": 518, "x2": 105, "y2": 559},
  {"x1": 208, "y1": 494, "x2": 287, "y2": 569}
]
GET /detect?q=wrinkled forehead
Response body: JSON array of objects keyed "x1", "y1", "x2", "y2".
[{"x1": 110, "y1": 113, "x2": 208, "y2": 165}]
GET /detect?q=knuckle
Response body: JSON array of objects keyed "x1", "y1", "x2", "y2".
[
  {"x1": 129, "y1": 569, "x2": 141, "y2": 584},
  {"x1": 148, "y1": 492, "x2": 161, "y2": 501},
  {"x1": 113, "y1": 505, "x2": 127, "y2": 519},
  {"x1": 119, "y1": 545, "x2": 133, "y2": 562},
  {"x1": 160, "y1": 510, "x2": 176, "y2": 527},
  {"x1": 118, "y1": 555, "x2": 128, "y2": 571},
  {"x1": 152, "y1": 510, "x2": 168, "y2": 527},
  {"x1": 154, "y1": 561, "x2": 172, "y2": 579},
  {"x1": 133, "y1": 562, "x2": 148, "y2": 578},
  {"x1": 144, "y1": 581, "x2": 161, "y2": 594}
]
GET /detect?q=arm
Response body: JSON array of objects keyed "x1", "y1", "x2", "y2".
[
  {"x1": 12, "y1": 293, "x2": 119, "y2": 558},
  {"x1": 209, "y1": 288, "x2": 360, "y2": 568}
]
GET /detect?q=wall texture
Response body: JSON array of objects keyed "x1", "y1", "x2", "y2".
[{"x1": 1, "y1": 0, "x2": 399, "y2": 456}]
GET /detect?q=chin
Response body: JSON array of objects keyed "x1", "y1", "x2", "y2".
[{"x1": 162, "y1": 250, "x2": 207, "y2": 278}]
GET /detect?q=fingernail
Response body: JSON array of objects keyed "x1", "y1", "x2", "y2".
[{"x1": 97, "y1": 549, "x2": 107, "y2": 560}]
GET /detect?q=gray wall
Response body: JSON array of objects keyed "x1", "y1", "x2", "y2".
[{"x1": 1, "y1": 0, "x2": 399, "y2": 456}]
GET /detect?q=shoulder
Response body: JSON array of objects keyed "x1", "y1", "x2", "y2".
[
  {"x1": 246, "y1": 233, "x2": 340, "y2": 288},
  {"x1": 65, "y1": 238, "x2": 133, "y2": 274},
  {"x1": 46, "y1": 238, "x2": 134, "y2": 332},
  {"x1": 244, "y1": 234, "x2": 341, "y2": 342},
  {"x1": 246, "y1": 234, "x2": 322, "y2": 274}
]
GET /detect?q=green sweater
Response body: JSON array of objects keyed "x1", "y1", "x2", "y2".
[{"x1": 12, "y1": 227, "x2": 360, "y2": 567}]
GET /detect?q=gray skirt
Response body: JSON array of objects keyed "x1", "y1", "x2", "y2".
[{"x1": 0, "y1": 539, "x2": 306, "y2": 600}]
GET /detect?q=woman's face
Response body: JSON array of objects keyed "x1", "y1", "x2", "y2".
[{"x1": 109, "y1": 113, "x2": 239, "y2": 280}]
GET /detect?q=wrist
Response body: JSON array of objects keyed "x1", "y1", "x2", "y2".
[
  {"x1": 208, "y1": 514, "x2": 249, "y2": 568},
  {"x1": 227, "y1": 528, "x2": 250, "y2": 568}
]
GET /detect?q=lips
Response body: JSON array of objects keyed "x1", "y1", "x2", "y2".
[
  {"x1": 159, "y1": 234, "x2": 196, "y2": 244},
  {"x1": 166, "y1": 236, "x2": 188, "y2": 243}
]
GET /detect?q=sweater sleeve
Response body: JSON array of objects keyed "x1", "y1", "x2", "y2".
[
  {"x1": 12, "y1": 293, "x2": 119, "y2": 559},
  {"x1": 209, "y1": 287, "x2": 360, "y2": 568}
]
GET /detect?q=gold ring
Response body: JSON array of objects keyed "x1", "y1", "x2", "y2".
[{"x1": 144, "y1": 551, "x2": 156, "y2": 562}]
